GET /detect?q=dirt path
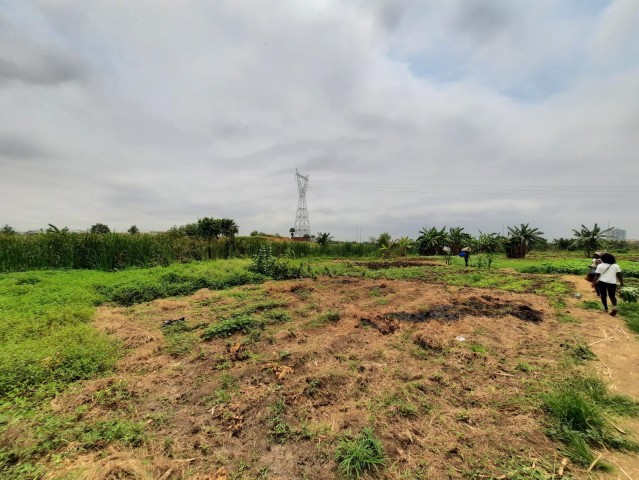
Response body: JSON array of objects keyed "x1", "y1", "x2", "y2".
[{"x1": 564, "y1": 275, "x2": 639, "y2": 479}]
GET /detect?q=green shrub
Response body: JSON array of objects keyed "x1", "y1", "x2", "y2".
[{"x1": 248, "y1": 246, "x2": 307, "y2": 280}]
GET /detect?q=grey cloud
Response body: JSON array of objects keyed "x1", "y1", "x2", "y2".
[
  {"x1": 0, "y1": 20, "x2": 87, "y2": 87},
  {"x1": 0, "y1": 134, "x2": 47, "y2": 160},
  {"x1": 453, "y1": 0, "x2": 514, "y2": 44}
]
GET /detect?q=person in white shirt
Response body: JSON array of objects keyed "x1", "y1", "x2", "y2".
[{"x1": 594, "y1": 253, "x2": 624, "y2": 316}]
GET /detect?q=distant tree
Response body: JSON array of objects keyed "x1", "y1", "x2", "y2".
[
  {"x1": 90, "y1": 223, "x2": 111, "y2": 234},
  {"x1": 289, "y1": 227, "x2": 296, "y2": 238},
  {"x1": 194, "y1": 217, "x2": 238, "y2": 238},
  {"x1": 375, "y1": 232, "x2": 392, "y2": 248},
  {"x1": 505, "y1": 224, "x2": 545, "y2": 258},
  {"x1": 196, "y1": 217, "x2": 221, "y2": 238},
  {"x1": 552, "y1": 237, "x2": 573, "y2": 250},
  {"x1": 219, "y1": 218, "x2": 238, "y2": 237},
  {"x1": 381, "y1": 236, "x2": 414, "y2": 258},
  {"x1": 1, "y1": 224, "x2": 16, "y2": 235},
  {"x1": 475, "y1": 231, "x2": 504, "y2": 253},
  {"x1": 447, "y1": 227, "x2": 472, "y2": 253},
  {"x1": 316, "y1": 232, "x2": 333, "y2": 247},
  {"x1": 416, "y1": 226, "x2": 447, "y2": 255},
  {"x1": 571, "y1": 223, "x2": 612, "y2": 258},
  {"x1": 128, "y1": 225, "x2": 140, "y2": 235}
]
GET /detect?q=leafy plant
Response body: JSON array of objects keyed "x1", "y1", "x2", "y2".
[
  {"x1": 416, "y1": 226, "x2": 447, "y2": 255},
  {"x1": 620, "y1": 287, "x2": 638, "y2": 303},
  {"x1": 335, "y1": 427, "x2": 386, "y2": 479}
]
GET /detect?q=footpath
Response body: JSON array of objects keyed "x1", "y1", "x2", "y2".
[{"x1": 564, "y1": 276, "x2": 639, "y2": 480}]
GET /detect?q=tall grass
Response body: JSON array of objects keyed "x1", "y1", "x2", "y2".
[{"x1": 0, "y1": 233, "x2": 379, "y2": 272}]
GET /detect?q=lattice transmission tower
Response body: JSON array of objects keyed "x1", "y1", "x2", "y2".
[{"x1": 293, "y1": 169, "x2": 311, "y2": 238}]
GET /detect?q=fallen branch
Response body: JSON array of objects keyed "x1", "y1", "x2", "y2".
[{"x1": 589, "y1": 337, "x2": 615, "y2": 346}]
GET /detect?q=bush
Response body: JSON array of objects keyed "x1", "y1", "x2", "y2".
[{"x1": 248, "y1": 246, "x2": 307, "y2": 280}]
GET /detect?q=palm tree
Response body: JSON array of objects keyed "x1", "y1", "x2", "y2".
[
  {"x1": 316, "y1": 232, "x2": 333, "y2": 247},
  {"x1": 505, "y1": 224, "x2": 545, "y2": 259},
  {"x1": 448, "y1": 227, "x2": 472, "y2": 254},
  {"x1": 416, "y1": 227, "x2": 447, "y2": 256},
  {"x1": 380, "y1": 237, "x2": 414, "y2": 258},
  {"x1": 476, "y1": 231, "x2": 504, "y2": 253},
  {"x1": 571, "y1": 223, "x2": 612, "y2": 258}
]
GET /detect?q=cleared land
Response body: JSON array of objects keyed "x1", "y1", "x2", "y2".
[{"x1": 1, "y1": 256, "x2": 639, "y2": 479}]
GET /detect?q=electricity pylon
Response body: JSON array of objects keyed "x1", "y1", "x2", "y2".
[{"x1": 293, "y1": 169, "x2": 310, "y2": 238}]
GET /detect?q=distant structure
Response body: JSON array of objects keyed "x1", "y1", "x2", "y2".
[
  {"x1": 607, "y1": 228, "x2": 626, "y2": 241},
  {"x1": 293, "y1": 169, "x2": 311, "y2": 238}
]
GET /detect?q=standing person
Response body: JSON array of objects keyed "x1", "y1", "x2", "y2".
[
  {"x1": 594, "y1": 253, "x2": 623, "y2": 316},
  {"x1": 587, "y1": 252, "x2": 603, "y2": 294},
  {"x1": 459, "y1": 247, "x2": 471, "y2": 267}
]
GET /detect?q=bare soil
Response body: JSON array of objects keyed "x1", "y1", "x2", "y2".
[{"x1": 45, "y1": 276, "x2": 638, "y2": 479}]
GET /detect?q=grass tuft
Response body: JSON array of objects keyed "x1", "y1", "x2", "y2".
[{"x1": 335, "y1": 427, "x2": 386, "y2": 479}]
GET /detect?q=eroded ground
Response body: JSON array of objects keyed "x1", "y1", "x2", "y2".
[{"x1": 41, "y1": 276, "x2": 634, "y2": 479}]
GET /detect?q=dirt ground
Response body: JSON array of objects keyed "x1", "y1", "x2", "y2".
[
  {"x1": 563, "y1": 276, "x2": 639, "y2": 480},
  {"x1": 45, "y1": 275, "x2": 639, "y2": 480}
]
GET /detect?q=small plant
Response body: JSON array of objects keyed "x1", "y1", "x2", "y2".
[
  {"x1": 201, "y1": 315, "x2": 264, "y2": 339},
  {"x1": 335, "y1": 427, "x2": 386, "y2": 479},
  {"x1": 579, "y1": 300, "x2": 601, "y2": 310},
  {"x1": 620, "y1": 286, "x2": 639, "y2": 303}
]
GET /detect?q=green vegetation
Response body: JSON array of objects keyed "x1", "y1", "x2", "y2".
[
  {"x1": 618, "y1": 302, "x2": 639, "y2": 334},
  {"x1": 571, "y1": 223, "x2": 613, "y2": 257},
  {"x1": 201, "y1": 315, "x2": 265, "y2": 339},
  {"x1": 543, "y1": 377, "x2": 639, "y2": 468},
  {"x1": 335, "y1": 427, "x2": 386, "y2": 479},
  {"x1": 0, "y1": 232, "x2": 380, "y2": 273}
]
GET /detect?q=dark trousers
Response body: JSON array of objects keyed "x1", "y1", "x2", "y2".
[{"x1": 598, "y1": 282, "x2": 617, "y2": 310}]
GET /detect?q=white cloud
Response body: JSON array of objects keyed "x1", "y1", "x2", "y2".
[{"x1": 0, "y1": 0, "x2": 638, "y2": 239}]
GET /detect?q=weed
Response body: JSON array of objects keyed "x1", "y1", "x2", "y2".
[
  {"x1": 278, "y1": 350, "x2": 291, "y2": 360},
  {"x1": 201, "y1": 316, "x2": 264, "y2": 339},
  {"x1": 335, "y1": 427, "x2": 386, "y2": 479},
  {"x1": 268, "y1": 398, "x2": 295, "y2": 443},
  {"x1": 579, "y1": 300, "x2": 601, "y2": 310},
  {"x1": 564, "y1": 341, "x2": 596, "y2": 362},
  {"x1": 263, "y1": 309, "x2": 291, "y2": 324},
  {"x1": 514, "y1": 362, "x2": 533, "y2": 373},
  {"x1": 468, "y1": 342, "x2": 488, "y2": 354}
]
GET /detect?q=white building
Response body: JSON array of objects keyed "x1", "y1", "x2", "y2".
[{"x1": 607, "y1": 228, "x2": 626, "y2": 241}]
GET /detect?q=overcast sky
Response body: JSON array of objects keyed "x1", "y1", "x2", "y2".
[{"x1": 1, "y1": 0, "x2": 638, "y2": 240}]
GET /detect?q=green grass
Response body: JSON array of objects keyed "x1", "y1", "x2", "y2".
[
  {"x1": 542, "y1": 377, "x2": 639, "y2": 468},
  {"x1": 618, "y1": 302, "x2": 639, "y2": 334},
  {"x1": 335, "y1": 427, "x2": 386, "y2": 479}
]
